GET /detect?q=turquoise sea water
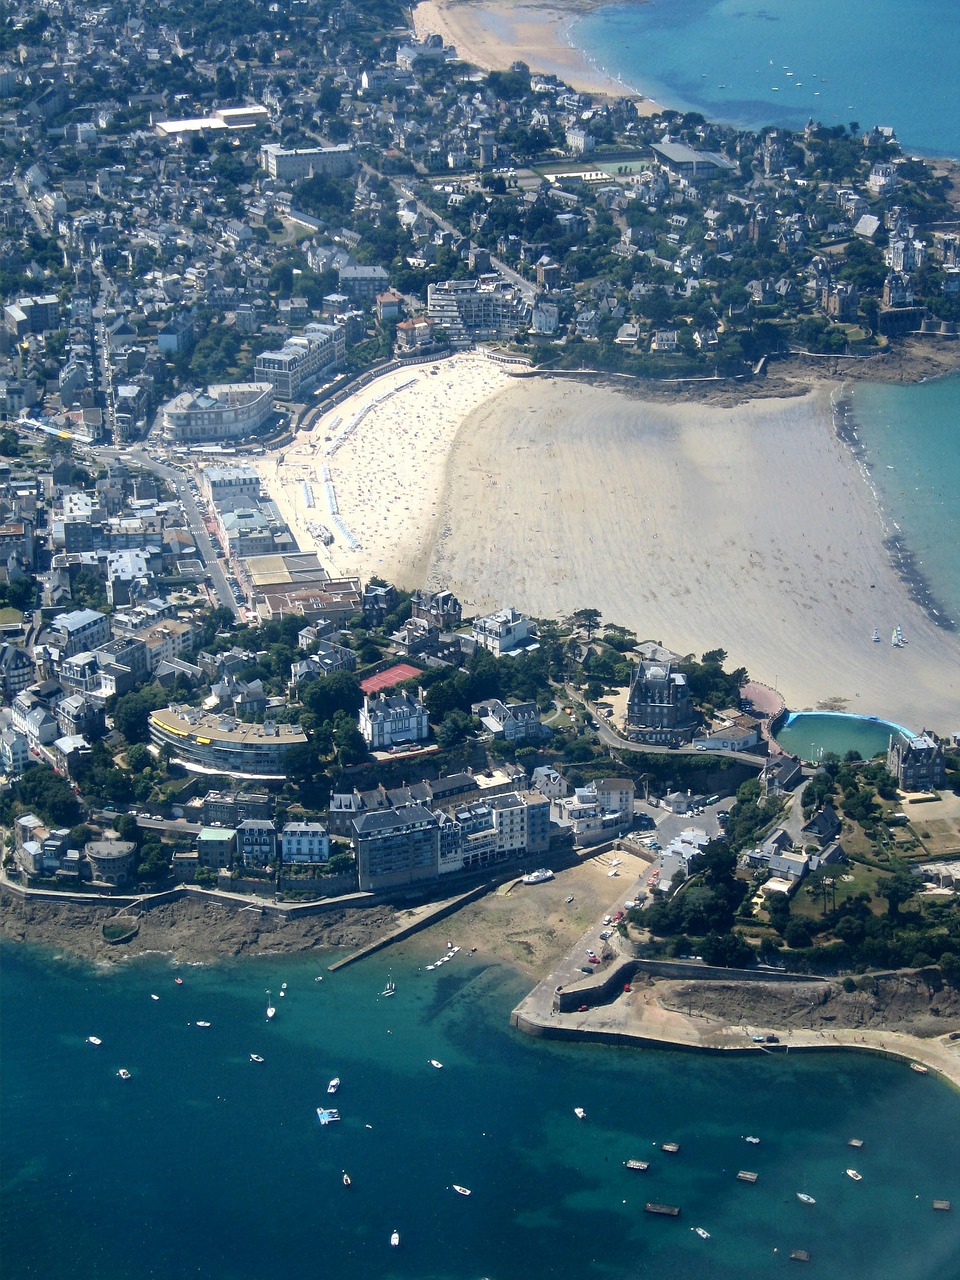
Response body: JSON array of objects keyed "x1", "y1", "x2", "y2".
[
  {"x1": 572, "y1": 0, "x2": 960, "y2": 157},
  {"x1": 849, "y1": 376, "x2": 960, "y2": 631},
  {"x1": 775, "y1": 711, "x2": 907, "y2": 762},
  {"x1": 3, "y1": 942, "x2": 960, "y2": 1280}
]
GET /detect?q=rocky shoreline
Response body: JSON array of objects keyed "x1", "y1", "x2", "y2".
[{"x1": 0, "y1": 888, "x2": 402, "y2": 966}]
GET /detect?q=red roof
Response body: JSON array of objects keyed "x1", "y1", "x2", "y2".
[{"x1": 360, "y1": 664, "x2": 421, "y2": 695}]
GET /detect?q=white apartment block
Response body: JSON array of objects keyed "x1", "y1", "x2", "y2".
[
  {"x1": 426, "y1": 279, "x2": 526, "y2": 347},
  {"x1": 49, "y1": 608, "x2": 111, "y2": 657},
  {"x1": 471, "y1": 607, "x2": 537, "y2": 657},
  {"x1": 254, "y1": 323, "x2": 345, "y2": 401},
  {"x1": 259, "y1": 143, "x2": 355, "y2": 181},
  {"x1": 161, "y1": 383, "x2": 274, "y2": 445}
]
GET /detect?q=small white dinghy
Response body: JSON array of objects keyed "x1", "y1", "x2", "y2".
[
  {"x1": 390, "y1": 1230, "x2": 400, "y2": 1247},
  {"x1": 452, "y1": 1185, "x2": 472, "y2": 1196}
]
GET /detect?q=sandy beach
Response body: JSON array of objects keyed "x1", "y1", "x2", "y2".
[
  {"x1": 412, "y1": 0, "x2": 663, "y2": 108},
  {"x1": 255, "y1": 353, "x2": 513, "y2": 586},
  {"x1": 415, "y1": 376, "x2": 959, "y2": 733}
]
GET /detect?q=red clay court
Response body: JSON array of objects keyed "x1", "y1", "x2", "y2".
[{"x1": 360, "y1": 664, "x2": 421, "y2": 695}]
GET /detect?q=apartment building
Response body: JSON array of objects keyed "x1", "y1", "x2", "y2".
[
  {"x1": 148, "y1": 706, "x2": 307, "y2": 778},
  {"x1": 426, "y1": 279, "x2": 526, "y2": 346},
  {"x1": 280, "y1": 821, "x2": 329, "y2": 864},
  {"x1": 352, "y1": 803, "x2": 439, "y2": 892},
  {"x1": 254, "y1": 323, "x2": 345, "y2": 401},
  {"x1": 358, "y1": 688, "x2": 429, "y2": 751},
  {"x1": 259, "y1": 142, "x2": 355, "y2": 181},
  {"x1": 161, "y1": 382, "x2": 274, "y2": 445}
]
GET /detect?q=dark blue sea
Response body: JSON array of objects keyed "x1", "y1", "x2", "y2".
[
  {"x1": 571, "y1": 0, "x2": 960, "y2": 158},
  {"x1": 3, "y1": 942, "x2": 959, "y2": 1279}
]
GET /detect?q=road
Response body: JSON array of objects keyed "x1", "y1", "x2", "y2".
[
  {"x1": 388, "y1": 175, "x2": 536, "y2": 303},
  {"x1": 89, "y1": 445, "x2": 240, "y2": 616}
]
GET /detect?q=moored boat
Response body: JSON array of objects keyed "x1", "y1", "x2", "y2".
[
  {"x1": 316, "y1": 1107, "x2": 340, "y2": 1125},
  {"x1": 195, "y1": 1020, "x2": 211, "y2": 1028},
  {"x1": 452, "y1": 1185, "x2": 471, "y2": 1196},
  {"x1": 250, "y1": 1054, "x2": 264, "y2": 1063},
  {"x1": 150, "y1": 994, "x2": 160, "y2": 1001},
  {"x1": 390, "y1": 1230, "x2": 400, "y2": 1247},
  {"x1": 624, "y1": 1159, "x2": 649, "y2": 1172},
  {"x1": 743, "y1": 1135, "x2": 760, "y2": 1145},
  {"x1": 797, "y1": 1191, "x2": 816, "y2": 1205},
  {"x1": 644, "y1": 1202, "x2": 680, "y2": 1217},
  {"x1": 429, "y1": 1059, "x2": 443, "y2": 1069},
  {"x1": 693, "y1": 1226, "x2": 711, "y2": 1239},
  {"x1": 117, "y1": 1068, "x2": 131, "y2": 1079},
  {"x1": 86, "y1": 1036, "x2": 102, "y2": 1046},
  {"x1": 521, "y1": 868, "x2": 554, "y2": 885},
  {"x1": 846, "y1": 1168, "x2": 862, "y2": 1181},
  {"x1": 910, "y1": 1061, "x2": 929, "y2": 1074},
  {"x1": 327, "y1": 1077, "x2": 341, "y2": 1094},
  {"x1": 574, "y1": 1107, "x2": 586, "y2": 1119},
  {"x1": 342, "y1": 1171, "x2": 351, "y2": 1187}
]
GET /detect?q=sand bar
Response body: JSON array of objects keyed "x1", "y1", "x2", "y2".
[
  {"x1": 412, "y1": 0, "x2": 663, "y2": 108},
  {"x1": 416, "y1": 376, "x2": 960, "y2": 733},
  {"x1": 256, "y1": 353, "x2": 514, "y2": 586}
]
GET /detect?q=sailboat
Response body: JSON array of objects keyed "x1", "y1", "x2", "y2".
[
  {"x1": 872, "y1": 627, "x2": 881, "y2": 643},
  {"x1": 266, "y1": 991, "x2": 276, "y2": 1020},
  {"x1": 892, "y1": 626, "x2": 904, "y2": 648},
  {"x1": 381, "y1": 978, "x2": 396, "y2": 997}
]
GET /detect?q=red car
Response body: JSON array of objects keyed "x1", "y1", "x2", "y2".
[{"x1": 587, "y1": 956, "x2": 600, "y2": 964}]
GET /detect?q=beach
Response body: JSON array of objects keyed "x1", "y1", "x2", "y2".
[
  {"x1": 258, "y1": 365, "x2": 959, "y2": 732},
  {"x1": 255, "y1": 352, "x2": 514, "y2": 586},
  {"x1": 412, "y1": 0, "x2": 662, "y2": 107}
]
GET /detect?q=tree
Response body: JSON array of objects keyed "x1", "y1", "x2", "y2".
[
  {"x1": 879, "y1": 869, "x2": 917, "y2": 918},
  {"x1": 436, "y1": 710, "x2": 472, "y2": 751},
  {"x1": 573, "y1": 608, "x2": 602, "y2": 640},
  {"x1": 333, "y1": 712, "x2": 368, "y2": 767},
  {"x1": 195, "y1": 866, "x2": 218, "y2": 887}
]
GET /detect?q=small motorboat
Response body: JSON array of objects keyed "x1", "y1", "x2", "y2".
[
  {"x1": 390, "y1": 1230, "x2": 400, "y2": 1247},
  {"x1": 743, "y1": 1135, "x2": 761, "y2": 1145},
  {"x1": 797, "y1": 1192, "x2": 816, "y2": 1205},
  {"x1": 174, "y1": 977, "x2": 183, "y2": 985},
  {"x1": 452, "y1": 1185, "x2": 471, "y2": 1196},
  {"x1": 429, "y1": 1059, "x2": 443, "y2": 1069},
  {"x1": 327, "y1": 1077, "x2": 341, "y2": 1094},
  {"x1": 195, "y1": 1021, "x2": 211, "y2": 1028},
  {"x1": 846, "y1": 1168, "x2": 863, "y2": 1181},
  {"x1": 693, "y1": 1227, "x2": 711, "y2": 1239},
  {"x1": 910, "y1": 1062, "x2": 929, "y2": 1074},
  {"x1": 250, "y1": 1054, "x2": 264, "y2": 1064},
  {"x1": 342, "y1": 1171, "x2": 351, "y2": 1187},
  {"x1": 574, "y1": 1107, "x2": 586, "y2": 1120},
  {"x1": 150, "y1": 994, "x2": 160, "y2": 1001},
  {"x1": 86, "y1": 1036, "x2": 102, "y2": 1046},
  {"x1": 117, "y1": 1069, "x2": 131, "y2": 1080}
]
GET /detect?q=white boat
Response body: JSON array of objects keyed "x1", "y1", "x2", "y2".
[
  {"x1": 117, "y1": 1068, "x2": 131, "y2": 1080},
  {"x1": 250, "y1": 1054, "x2": 264, "y2": 1063},
  {"x1": 846, "y1": 1168, "x2": 863, "y2": 1181},
  {"x1": 872, "y1": 628, "x2": 881, "y2": 643},
  {"x1": 381, "y1": 981, "x2": 396, "y2": 997},
  {"x1": 316, "y1": 1107, "x2": 341, "y2": 1125},
  {"x1": 607, "y1": 869, "x2": 619, "y2": 877},
  {"x1": 797, "y1": 1192, "x2": 816, "y2": 1205},
  {"x1": 693, "y1": 1227, "x2": 711, "y2": 1239},
  {"x1": 521, "y1": 868, "x2": 554, "y2": 885},
  {"x1": 150, "y1": 994, "x2": 160, "y2": 1001},
  {"x1": 86, "y1": 1036, "x2": 102, "y2": 1046},
  {"x1": 195, "y1": 1021, "x2": 211, "y2": 1028},
  {"x1": 452, "y1": 1185, "x2": 471, "y2": 1196},
  {"x1": 744, "y1": 1135, "x2": 761, "y2": 1145},
  {"x1": 266, "y1": 1004, "x2": 276, "y2": 1020},
  {"x1": 910, "y1": 1062, "x2": 929, "y2": 1074},
  {"x1": 574, "y1": 1107, "x2": 586, "y2": 1119},
  {"x1": 327, "y1": 1077, "x2": 341, "y2": 1094},
  {"x1": 342, "y1": 1171, "x2": 351, "y2": 1187},
  {"x1": 390, "y1": 1230, "x2": 400, "y2": 1247},
  {"x1": 429, "y1": 1059, "x2": 443, "y2": 1069}
]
